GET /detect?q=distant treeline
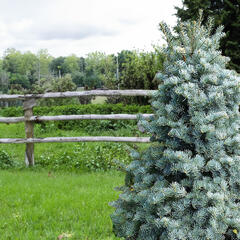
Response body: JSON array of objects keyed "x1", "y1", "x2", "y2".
[{"x1": 0, "y1": 48, "x2": 165, "y2": 105}]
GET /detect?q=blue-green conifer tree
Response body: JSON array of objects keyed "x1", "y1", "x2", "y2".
[{"x1": 111, "y1": 14, "x2": 240, "y2": 240}]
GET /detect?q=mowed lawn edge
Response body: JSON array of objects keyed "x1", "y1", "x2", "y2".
[{"x1": 0, "y1": 170, "x2": 123, "y2": 240}]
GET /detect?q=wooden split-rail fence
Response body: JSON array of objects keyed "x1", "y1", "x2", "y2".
[{"x1": 0, "y1": 90, "x2": 156, "y2": 166}]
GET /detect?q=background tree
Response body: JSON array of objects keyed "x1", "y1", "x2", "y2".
[
  {"x1": 49, "y1": 56, "x2": 66, "y2": 77},
  {"x1": 3, "y1": 48, "x2": 22, "y2": 74},
  {"x1": 84, "y1": 71, "x2": 102, "y2": 89},
  {"x1": 78, "y1": 57, "x2": 86, "y2": 73},
  {"x1": 2, "y1": 48, "x2": 38, "y2": 91},
  {"x1": 0, "y1": 59, "x2": 9, "y2": 93},
  {"x1": 62, "y1": 54, "x2": 87, "y2": 87},
  {"x1": 9, "y1": 73, "x2": 30, "y2": 90},
  {"x1": 36, "y1": 49, "x2": 53, "y2": 82},
  {"x1": 175, "y1": 0, "x2": 240, "y2": 72},
  {"x1": 0, "y1": 47, "x2": 165, "y2": 104},
  {"x1": 20, "y1": 51, "x2": 38, "y2": 86},
  {"x1": 100, "y1": 54, "x2": 116, "y2": 89},
  {"x1": 111, "y1": 16, "x2": 240, "y2": 239},
  {"x1": 33, "y1": 74, "x2": 77, "y2": 106},
  {"x1": 117, "y1": 50, "x2": 133, "y2": 75},
  {"x1": 62, "y1": 54, "x2": 80, "y2": 74},
  {"x1": 71, "y1": 71, "x2": 85, "y2": 87},
  {"x1": 85, "y1": 52, "x2": 116, "y2": 89},
  {"x1": 118, "y1": 50, "x2": 164, "y2": 105}
]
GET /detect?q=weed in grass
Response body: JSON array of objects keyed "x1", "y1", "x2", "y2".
[
  {"x1": 0, "y1": 150, "x2": 19, "y2": 169},
  {"x1": 35, "y1": 142, "x2": 131, "y2": 171}
]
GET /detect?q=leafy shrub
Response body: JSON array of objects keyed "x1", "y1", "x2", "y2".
[
  {"x1": 0, "y1": 106, "x2": 23, "y2": 117},
  {"x1": 35, "y1": 142, "x2": 132, "y2": 171},
  {"x1": 0, "y1": 150, "x2": 17, "y2": 169},
  {"x1": 0, "y1": 103, "x2": 152, "y2": 132},
  {"x1": 0, "y1": 103, "x2": 152, "y2": 117}
]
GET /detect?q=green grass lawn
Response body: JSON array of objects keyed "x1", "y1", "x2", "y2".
[{"x1": 0, "y1": 170, "x2": 123, "y2": 240}]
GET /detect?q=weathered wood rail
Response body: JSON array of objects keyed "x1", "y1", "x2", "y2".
[
  {"x1": 0, "y1": 114, "x2": 153, "y2": 123},
  {"x1": 0, "y1": 90, "x2": 155, "y2": 166},
  {"x1": 0, "y1": 90, "x2": 155, "y2": 100}
]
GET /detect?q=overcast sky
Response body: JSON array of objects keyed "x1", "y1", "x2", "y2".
[{"x1": 0, "y1": 0, "x2": 182, "y2": 57}]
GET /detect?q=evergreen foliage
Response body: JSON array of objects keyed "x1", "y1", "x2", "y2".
[
  {"x1": 175, "y1": 0, "x2": 240, "y2": 73},
  {"x1": 111, "y1": 15, "x2": 240, "y2": 240}
]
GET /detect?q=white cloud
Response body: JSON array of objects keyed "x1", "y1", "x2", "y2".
[{"x1": 0, "y1": 0, "x2": 182, "y2": 57}]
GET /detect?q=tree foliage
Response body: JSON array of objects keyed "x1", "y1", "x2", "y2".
[
  {"x1": 63, "y1": 54, "x2": 80, "y2": 74},
  {"x1": 33, "y1": 74, "x2": 77, "y2": 106},
  {"x1": 85, "y1": 52, "x2": 115, "y2": 89},
  {"x1": 117, "y1": 50, "x2": 164, "y2": 105},
  {"x1": 0, "y1": 59, "x2": 9, "y2": 93},
  {"x1": 36, "y1": 49, "x2": 53, "y2": 81},
  {"x1": 2, "y1": 48, "x2": 39, "y2": 91},
  {"x1": 49, "y1": 56, "x2": 66, "y2": 77},
  {"x1": 0, "y1": 46, "x2": 165, "y2": 103},
  {"x1": 111, "y1": 15, "x2": 240, "y2": 240},
  {"x1": 175, "y1": 0, "x2": 240, "y2": 72}
]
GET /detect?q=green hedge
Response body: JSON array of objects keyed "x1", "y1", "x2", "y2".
[{"x1": 0, "y1": 104, "x2": 153, "y2": 131}]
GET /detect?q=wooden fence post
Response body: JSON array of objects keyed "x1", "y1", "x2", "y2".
[{"x1": 23, "y1": 98, "x2": 36, "y2": 166}]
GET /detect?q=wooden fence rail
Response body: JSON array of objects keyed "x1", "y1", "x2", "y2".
[
  {"x1": 0, "y1": 90, "x2": 155, "y2": 166},
  {"x1": 0, "y1": 114, "x2": 154, "y2": 123},
  {"x1": 0, "y1": 137, "x2": 151, "y2": 144},
  {"x1": 0, "y1": 90, "x2": 156, "y2": 100}
]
